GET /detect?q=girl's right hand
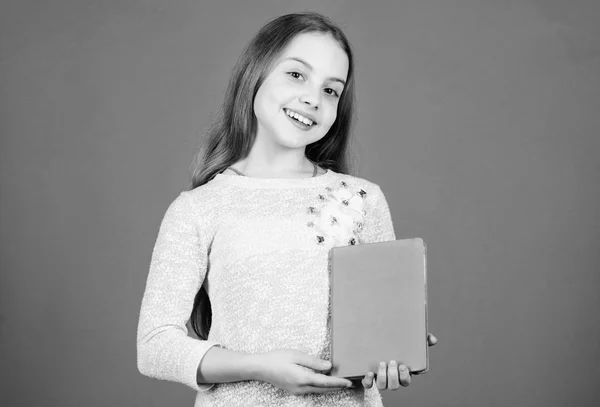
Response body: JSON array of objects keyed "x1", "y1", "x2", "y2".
[{"x1": 250, "y1": 349, "x2": 353, "y2": 396}]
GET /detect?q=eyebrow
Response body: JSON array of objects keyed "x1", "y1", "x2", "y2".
[{"x1": 282, "y1": 57, "x2": 346, "y2": 86}]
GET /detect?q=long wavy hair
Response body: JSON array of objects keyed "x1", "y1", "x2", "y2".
[{"x1": 189, "y1": 12, "x2": 358, "y2": 340}]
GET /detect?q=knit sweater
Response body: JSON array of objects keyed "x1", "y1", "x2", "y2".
[{"x1": 137, "y1": 168, "x2": 396, "y2": 406}]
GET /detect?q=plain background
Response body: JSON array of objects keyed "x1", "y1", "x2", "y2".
[{"x1": 1, "y1": 0, "x2": 599, "y2": 406}]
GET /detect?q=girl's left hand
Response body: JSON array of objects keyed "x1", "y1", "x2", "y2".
[{"x1": 361, "y1": 333, "x2": 438, "y2": 390}]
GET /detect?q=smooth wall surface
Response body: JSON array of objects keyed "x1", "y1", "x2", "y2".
[{"x1": 1, "y1": 1, "x2": 599, "y2": 406}]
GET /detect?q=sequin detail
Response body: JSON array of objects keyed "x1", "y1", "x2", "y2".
[{"x1": 306, "y1": 182, "x2": 367, "y2": 247}]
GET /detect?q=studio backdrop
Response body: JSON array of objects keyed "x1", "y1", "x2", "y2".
[{"x1": 1, "y1": 1, "x2": 599, "y2": 406}]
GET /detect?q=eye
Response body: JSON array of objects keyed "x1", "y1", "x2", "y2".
[
  {"x1": 287, "y1": 71, "x2": 305, "y2": 80},
  {"x1": 324, "y1": 88, "x2": 340, "y2": 98}
]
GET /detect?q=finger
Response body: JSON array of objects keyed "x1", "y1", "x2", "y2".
[
  {"x1": 293, "y1": 353, "x2": 332, "y2": 371},
  {"x1": 362, "y1": 372, "x2": 374, "y2": 389},
  {"x1": 310, "y1": 373, "x2": 352, "y2": 389},
  {"x1": 399, "y1": 364, "x2": 411, "y2": 387},
  {"x1": 427, "y1": 333, "x2": 438, "y2": 346},
  {"x1": 376, "y1": 361, "x2": 387, "y2": 390},
  {"x1": 387, "y1": 360, "x2": 400, "y2": 390}
]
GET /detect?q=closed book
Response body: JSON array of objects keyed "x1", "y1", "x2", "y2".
[{"x1": 329, "y1": 238, "x2": 429, "y2": 379}]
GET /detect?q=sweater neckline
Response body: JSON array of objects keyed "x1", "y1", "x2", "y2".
[{"x1": 213, "y1": 167, "x2": 336, "y2": 189}]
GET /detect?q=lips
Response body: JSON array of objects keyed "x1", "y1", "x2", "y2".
[{"x1": 283, "y1": 108, "x2": 317, "y2": 127}]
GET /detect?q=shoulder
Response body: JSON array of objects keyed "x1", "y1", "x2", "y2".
[
  {"x1": 180, "y1": 173, "x2": 236, "y2": 205},
  {"x1": 164, "y1": 179, "x2": 229, "y2": 225}
]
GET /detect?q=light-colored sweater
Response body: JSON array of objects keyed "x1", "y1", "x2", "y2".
[{"x1": 137, "y1": 168, "x2": 396, "y2": 406}]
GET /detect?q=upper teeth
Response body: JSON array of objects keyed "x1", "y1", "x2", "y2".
[{"x1": 285, "y1": 109, "x2": 314, "y2": 126}]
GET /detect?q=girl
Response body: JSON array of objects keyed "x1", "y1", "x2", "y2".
[{"x1": 137, "y1": 12, "x2": 436, "y2": 407}]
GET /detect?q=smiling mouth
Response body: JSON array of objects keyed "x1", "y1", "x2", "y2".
[{"x1": 283, "y1": 108, "x2": 316, "y2": 127}]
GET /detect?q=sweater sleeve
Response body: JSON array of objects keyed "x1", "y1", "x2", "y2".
[
  {"x1": 359, "y1": 184, "x2": 397, "y2": 244},
  {"x1": 137, "y1": 191, "x2": 220, "y2": 392}
]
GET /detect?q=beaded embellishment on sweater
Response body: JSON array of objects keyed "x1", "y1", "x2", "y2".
[{"x1": 307, "y1": 180, "x2": 367, "y2": 246}]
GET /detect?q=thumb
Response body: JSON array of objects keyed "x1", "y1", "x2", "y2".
[{"x1": 293, "y1": 352, "x2": 331, "y2": 371}]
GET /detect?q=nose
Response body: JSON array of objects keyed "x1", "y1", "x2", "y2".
[{"x1": 299, "y1": 89, "x2": 320, "y2": 110}]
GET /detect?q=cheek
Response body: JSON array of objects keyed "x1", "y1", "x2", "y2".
[
  {"x1": 323, "y1": 103, "x2": 339, "y2": 127},
  {"x1": 253, "y1": 86, "x2": 265, "y2": 111},
  {"x1": 254, "y1": 89, "x2": 279, "y2": 119},
  {"x1": 269, "y1": 77, "x2": 295, "y2": 98}
]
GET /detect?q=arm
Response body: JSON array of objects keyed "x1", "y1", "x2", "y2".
[
  {"x1": 136, "y1": 192, "x2": 220, "y2": 391},
  {"x1": 138, "y1": 192, "x2": 353, "y2": 394},
  {"x1": 196, "y1": 346, "x2": 258, "y2": 384},
  {"x1": 198, "y1": 347, "x2": 353, "y2": 395}
]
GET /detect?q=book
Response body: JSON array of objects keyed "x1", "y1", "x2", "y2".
[{"x1": 329, "y1": 238, "x2": 429, "y2": 379}]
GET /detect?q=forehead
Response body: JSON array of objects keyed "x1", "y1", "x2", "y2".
[{"x1": 277, "y1": 32, "x2": 349, "y2": 81}]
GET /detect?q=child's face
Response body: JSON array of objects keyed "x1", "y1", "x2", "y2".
[{"x1": 253, "y1": 32, "x2": 349, "y2": 152}]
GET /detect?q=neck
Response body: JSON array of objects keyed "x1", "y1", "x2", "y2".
[{"x1": 233, "y1": 150, "x2": 315, "y2": 179}]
